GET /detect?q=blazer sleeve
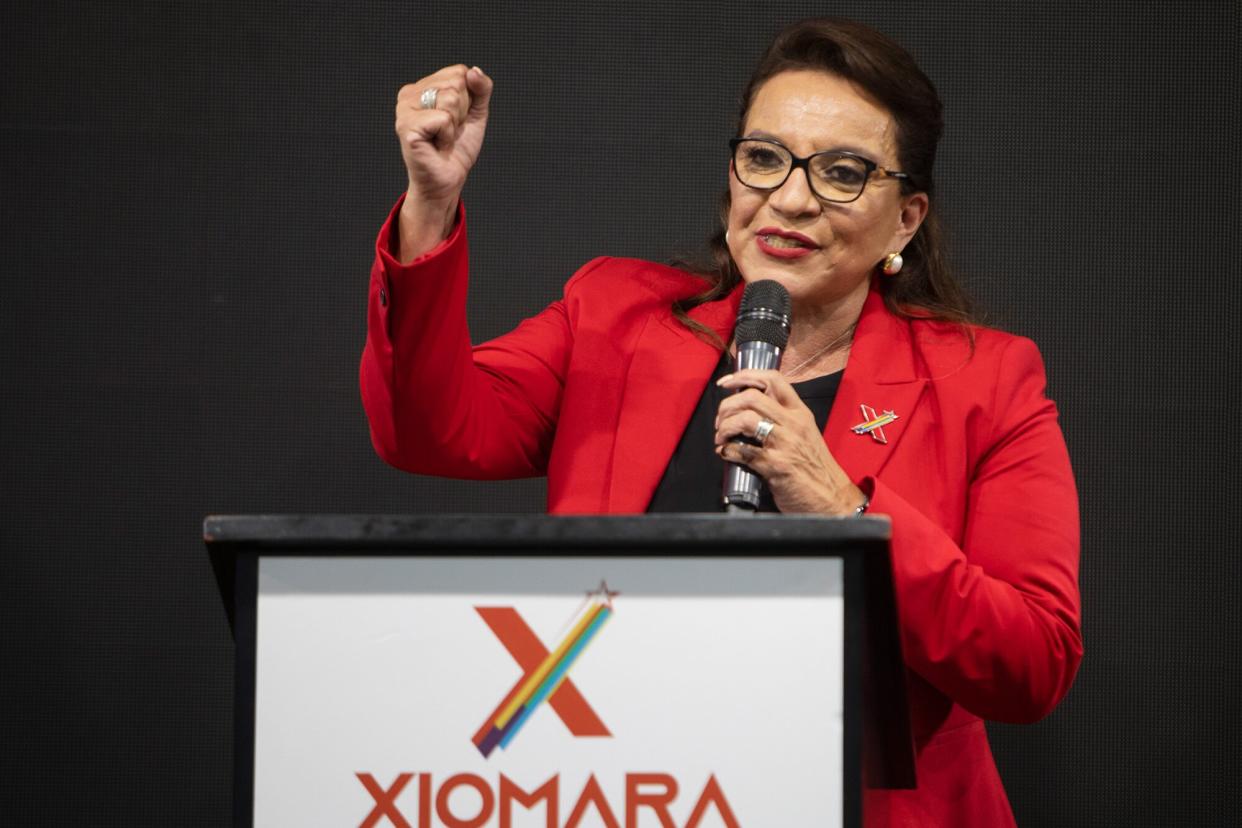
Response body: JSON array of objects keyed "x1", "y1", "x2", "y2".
[
  {"x1": 867, "y1": 336, "x2": 1082, "y2": 724},
  {"x1": 359, "y1": 197, "x2": 603, "y2": 479}
]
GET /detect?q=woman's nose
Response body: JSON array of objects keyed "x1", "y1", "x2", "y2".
[{"x1": 767, "y1": 166, "x2": 821, "y2": 217}]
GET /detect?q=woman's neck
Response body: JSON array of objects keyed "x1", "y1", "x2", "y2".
[{"x1": 778, "y1": 288, "x2": 868, "y2": 380}]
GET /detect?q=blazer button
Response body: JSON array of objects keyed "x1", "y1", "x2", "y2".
[{"x1": 379, "y1": 287, "x2": 388, "y2": 307}]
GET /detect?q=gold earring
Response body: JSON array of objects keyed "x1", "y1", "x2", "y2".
[{"x1": 882, "y1": 252, "x2": 903, "y2": 276}]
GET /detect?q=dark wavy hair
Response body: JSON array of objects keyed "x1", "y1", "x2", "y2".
[{"x1": 673, "y1": 18, "x2": 977, "y2": 342}]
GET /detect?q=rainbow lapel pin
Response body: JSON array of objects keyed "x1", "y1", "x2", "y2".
[{"x1": 852, "y1": 404, "x2": 899, "y2": 444}]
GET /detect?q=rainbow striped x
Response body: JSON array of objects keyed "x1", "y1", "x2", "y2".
[{"x1": 472, "y1": 587, "x2": 615, "y2": 757}]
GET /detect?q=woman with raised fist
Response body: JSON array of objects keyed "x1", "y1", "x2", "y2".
[{"x1": 361, "y1": 19, "x2": 1081, "y2": 827}]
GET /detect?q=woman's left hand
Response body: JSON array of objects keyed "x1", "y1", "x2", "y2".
[{"x1": 714, "y1": 369, "x2": 865, "y2": 515}]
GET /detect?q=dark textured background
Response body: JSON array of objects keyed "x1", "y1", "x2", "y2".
[{"x1": 2, "y1": 1, "x2": 1238, "y2": 825}]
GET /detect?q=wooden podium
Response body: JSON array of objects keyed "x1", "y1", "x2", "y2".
[{"x1": 206, "y1": 514, "x2": 913, "y2": 828}]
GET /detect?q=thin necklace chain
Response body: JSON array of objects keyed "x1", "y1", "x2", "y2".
[{"x1": 784, "y1": 322, "x2": 857, "y2": 379}]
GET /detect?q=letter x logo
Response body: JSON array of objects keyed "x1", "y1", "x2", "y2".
[{"x1": 472, "y1": 586, "x2": 616, "y2": 757}]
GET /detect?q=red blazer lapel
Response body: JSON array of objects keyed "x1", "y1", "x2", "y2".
[
  {"x1": 826, "y1": 287, "x2": 929, "y2": 483},
  {"x1": 606, "y1": 288, "x2": 740, "y2": 512}
]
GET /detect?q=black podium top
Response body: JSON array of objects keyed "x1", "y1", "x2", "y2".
[{"x1": 203, "y1": 512, "x2": 891, "y2": 549}]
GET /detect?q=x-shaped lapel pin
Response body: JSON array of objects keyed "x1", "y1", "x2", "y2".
[{"x1": 851, "y1": 404, "x2": 899, "y2": 444}]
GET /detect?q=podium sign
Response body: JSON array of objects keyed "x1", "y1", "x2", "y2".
[{"x1": 206, "y1": 515, "x2": 911, "y2": 828}]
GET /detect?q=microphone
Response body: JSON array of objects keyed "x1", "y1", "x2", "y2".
[{"x1": 723, "y1": 280, "x2": 791, "y2": 513}]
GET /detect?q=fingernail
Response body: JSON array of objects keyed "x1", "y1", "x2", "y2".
[{"x1": 716, "y1": 374, "x2": 732, "y2": 386}]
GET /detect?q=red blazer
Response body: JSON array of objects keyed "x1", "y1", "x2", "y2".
[{"x1": 361, "y1": 201, "x2": 1082, "y2": 828}]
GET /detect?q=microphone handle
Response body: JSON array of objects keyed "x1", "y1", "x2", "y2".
[{"x1": 722, "y1": 341, "x2": 783, "y2": 512}]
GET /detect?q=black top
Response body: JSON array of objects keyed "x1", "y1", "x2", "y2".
[{"x1": 647, "y1": 352, "x2": 843, "y2": 513}]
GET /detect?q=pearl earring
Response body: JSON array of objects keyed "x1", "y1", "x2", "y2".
[
  {"x1": 882, "y1": 252, "x2": 903, "y2": 276},
  {"x1": 725, "y1": 230, "x2": 731, "y2": 245}
]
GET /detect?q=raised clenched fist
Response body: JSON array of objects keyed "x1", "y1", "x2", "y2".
[{"x1": 393, "y1": 65, "x2": 493, "y2": 261}]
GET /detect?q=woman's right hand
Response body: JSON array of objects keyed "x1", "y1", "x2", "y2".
[{"x1": 394, "y1": 65, "x2": 493, "y2": 262}]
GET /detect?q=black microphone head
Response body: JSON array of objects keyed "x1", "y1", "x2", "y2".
[{"x1": 736, "y1": 280, "x2": 791, "y2": 348}]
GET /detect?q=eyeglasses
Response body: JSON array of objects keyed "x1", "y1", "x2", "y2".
[{"x1": 729, "y1": 137, "x2": 912, "y2": 203}]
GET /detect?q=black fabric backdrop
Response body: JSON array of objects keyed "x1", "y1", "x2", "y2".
[{"x1": 2, "y1": 1, "x2": 1238, "y2": 825}]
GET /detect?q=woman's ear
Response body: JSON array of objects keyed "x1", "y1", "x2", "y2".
[{"x1": 891, "y1": 191, "x2": 929, "y2": 251}]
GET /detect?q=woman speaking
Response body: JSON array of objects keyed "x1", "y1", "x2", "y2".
[{"x1": 361, "y1": 18, "x2": 1081, "y2": 827}]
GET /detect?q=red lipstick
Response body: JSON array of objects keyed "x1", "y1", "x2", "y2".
[{"x1": 755, "y1": 227, "x2": 820, "y2": 259}]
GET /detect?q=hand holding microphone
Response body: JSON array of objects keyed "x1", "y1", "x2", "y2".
[
  {"x1": 716, "y1": 280, "x2": 866, "y2": 515},
  {"x1": 720, "y1": 281, "x2": 791, "y2": 512}
]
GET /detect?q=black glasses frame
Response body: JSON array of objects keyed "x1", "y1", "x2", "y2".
[{"x1": 729, "y1": 137, "x2": 912, "y2": 203}]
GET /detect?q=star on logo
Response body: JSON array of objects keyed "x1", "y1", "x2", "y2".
[
  {"x1": 588, "y1": 580, "x2": 621, "y2": 607},
  {"x1": 851, "y1": 404, "x2": 899, "y2": 444}
]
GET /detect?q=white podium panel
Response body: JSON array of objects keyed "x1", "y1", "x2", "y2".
[{"x1": 253, "y1": 555, "x2": 844, "y2": 828}]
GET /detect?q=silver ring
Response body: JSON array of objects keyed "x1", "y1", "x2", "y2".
[
  {"x1": 754, "y1": 419, "x2": 775, "y2": 446},
  {"x1": 420, "y1": 87, "x2": 438, "y2": 109}
]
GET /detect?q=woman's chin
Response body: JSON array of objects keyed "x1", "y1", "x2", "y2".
[
  {"x1": 738, "y1": 266, "x2": 817, "y2": 303},
  {"x1": 738, "y1": 263, "x2": 870, "y2": 314}
]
